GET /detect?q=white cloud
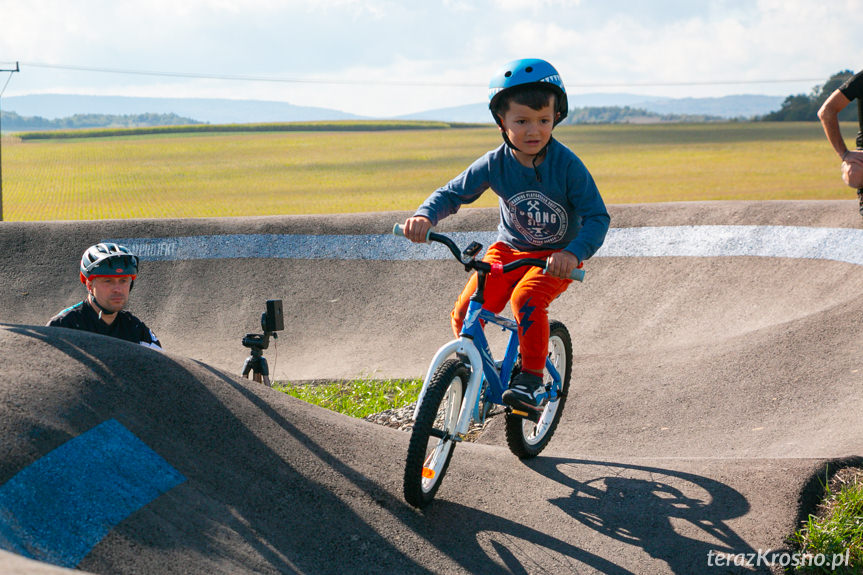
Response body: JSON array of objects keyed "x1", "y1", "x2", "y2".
[
  {"x1": 492, "y1": 0, "x2": 582, "y2": 10},
  {"x1": 442, "y1": 0, "x2": 477, "y2": 12},
  {"x1": 486, "y1": 1, "x2": 863, "y2": 98}
]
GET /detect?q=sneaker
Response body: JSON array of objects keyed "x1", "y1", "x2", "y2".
[{"x1": 502, "y1": 372, "x2": 547, "y2": 413}]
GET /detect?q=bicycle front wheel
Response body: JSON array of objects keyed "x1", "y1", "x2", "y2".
[
  {"x1": 505, "y1": 320, "x2": 572, "y2": 459},
  {"x1": 403, "y1": 358, "x2": 468, "y2": 508}
]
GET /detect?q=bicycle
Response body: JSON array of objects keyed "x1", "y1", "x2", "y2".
[{"x1": 393, "y1": 224, "x2": 584, "y2": 508}]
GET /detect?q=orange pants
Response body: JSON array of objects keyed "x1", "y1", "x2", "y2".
[{"x1": 450, "y1": 242, "x2": 572, "y2": 375}]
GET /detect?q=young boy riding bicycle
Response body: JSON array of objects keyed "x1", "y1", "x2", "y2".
[{"x1": 402, "y1": 58, "x2": 610, "y2": 417}]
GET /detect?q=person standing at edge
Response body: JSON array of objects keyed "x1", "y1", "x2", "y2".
[{"x1": 818, "y1": 69, "x2": 863, "y2": 216}]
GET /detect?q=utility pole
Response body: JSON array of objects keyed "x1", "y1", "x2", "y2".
[{"x1": 0, "y1": 61, "x2": 20, "y2": 222}]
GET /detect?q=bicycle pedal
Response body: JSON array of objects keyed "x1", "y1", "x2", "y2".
[{"x1": 509, "y1": 408, "x2": 540, "y2": 423}]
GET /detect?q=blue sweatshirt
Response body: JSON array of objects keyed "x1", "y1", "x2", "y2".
[{"x1": 415, "y1": 138, "x2": 610, "y2": 264}]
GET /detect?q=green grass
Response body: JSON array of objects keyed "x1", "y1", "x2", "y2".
[
  {"x1": 273, "y1": 378, "x2": 423, "y2": 419},
  {"x1": 791, "y1": 466, "x2": 863, "y2": 573},
  {"x1": 2, "y1": 120, "x2": 856, "y2": 221},
  {"x1": 14, "y1": 119, "x2": 484, "y2": 140}
]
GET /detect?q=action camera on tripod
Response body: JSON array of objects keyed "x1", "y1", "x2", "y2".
[{"x1": 241, "y1": 299, "x2": 284, "y2": 386}]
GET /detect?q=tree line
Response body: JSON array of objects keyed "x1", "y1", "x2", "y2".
[
  {"x1": 760, "y1": 70, "x2": 856, "y2": 121},
  {"x1": 563, "y1": 106, "x2": 725, "y2": 125},
  {"x1": 0, "y1": 111, "x2": 204, "y2": 131}
]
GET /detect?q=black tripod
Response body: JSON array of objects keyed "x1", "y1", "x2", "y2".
[
  {"x1": 240, "y1": 299, "x2": 284, "y2": 387},
  {"x1": 241, "y1": 332, "x2": 276, "y2": 386}
]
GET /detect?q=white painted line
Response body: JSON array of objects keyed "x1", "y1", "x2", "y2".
[
  {"x1": 598, "y1": 225, "x2": 863, "y2": 266},
  {"x1": 108, "y1": 226, "x2": 863, "y2": 267}
]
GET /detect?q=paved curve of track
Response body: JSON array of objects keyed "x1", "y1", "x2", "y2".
[{"x1": 0, "y1": 200, "x2": 861, "y2": 575}]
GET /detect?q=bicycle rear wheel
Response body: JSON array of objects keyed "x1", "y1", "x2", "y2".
[
  {"x1": 403, "y1": 358, "x2": 468, "y2": 508},
  {"x1": 505, "y1": 320, "x2": 572, "y2": 459}
]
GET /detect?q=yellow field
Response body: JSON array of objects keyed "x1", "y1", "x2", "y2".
[{"x1": 1, "y1": 121, "x2": 855, "y2": 221}]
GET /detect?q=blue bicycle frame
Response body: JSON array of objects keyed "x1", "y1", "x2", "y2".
[
  {"x1": 461, "y1": 300, "x2": 563, "y2": 413},
  {"x1": 397, "y1": 223, "x2": 573, "y2": 437},
  {"x1": 412, "y1": 297, "x2": 564, "y2": 433}
]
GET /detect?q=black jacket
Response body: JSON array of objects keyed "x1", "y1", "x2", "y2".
[{"x1": 48, "y1": 300, "x2": 162, "y2": 349}]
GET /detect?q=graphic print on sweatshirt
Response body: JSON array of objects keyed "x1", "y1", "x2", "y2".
[{"x1": 507, "y1": 191, "x2": 569, "y2": 246}]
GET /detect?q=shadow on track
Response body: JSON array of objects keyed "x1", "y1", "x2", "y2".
[
  {"x1": 406, "y1": 498, "x2": 632, "y2": 574},
  {"x1": 530, "y1": 458, "x2": 769, "y2": 574},
  {"x1": 392, "y1": 457, "x2": 768, "y2": 574}
]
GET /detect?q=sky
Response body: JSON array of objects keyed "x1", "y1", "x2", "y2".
[{"x1": 1, "y1": 0, "x2": 862, "y2": 118}]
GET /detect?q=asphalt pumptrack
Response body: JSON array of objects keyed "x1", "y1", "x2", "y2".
[{"x1": 0, "y1": 200, "x2": 861, "y2": 574}]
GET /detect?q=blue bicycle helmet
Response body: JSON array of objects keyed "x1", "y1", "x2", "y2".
[{"x1": 488, "y1": 58, "x2": 568, "y2": 127}]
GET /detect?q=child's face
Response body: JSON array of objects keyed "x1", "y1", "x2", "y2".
[{"x1": 499, "y1": 97, "x2": 556, "y2": 161}]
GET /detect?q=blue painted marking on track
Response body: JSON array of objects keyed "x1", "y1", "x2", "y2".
[
  {"x1": 108, "y1": 226, "x2": 863, "y2": 267},
  {"x1": 0, "y1": 419, "x2": 185, "y2": 568}
]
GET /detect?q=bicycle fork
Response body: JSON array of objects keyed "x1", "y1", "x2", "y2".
[{"x1": 413, "y1": 337, "x2": 484, "y2": 440}]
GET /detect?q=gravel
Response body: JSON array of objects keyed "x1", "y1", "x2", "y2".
[{"x1": 363, "y1": 402, "x2": 504, "y2": 441}]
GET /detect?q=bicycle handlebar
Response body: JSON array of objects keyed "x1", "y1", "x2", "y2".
[{"x1": 393, "y1": 224, "x2": 585, "y2": 282}]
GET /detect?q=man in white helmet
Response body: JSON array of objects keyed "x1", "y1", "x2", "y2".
[{"x1": 48, "y1": 243, "x2": 162, "y2": 350}]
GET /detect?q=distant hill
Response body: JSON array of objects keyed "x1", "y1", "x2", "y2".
[
  {"x1": 396, "y1": 103, "x2": 492, "y2": 124},
  {"x1": 399, "y1": 94, "x2": 785, "y2": 123},
  {"x1": 3, "y1": 94, "x2": 364, "y2": 125},
  {"x1": 2, "y1": 92, "x2": 785, "y2": 129},
  {"x1": 630, "y1": 94, "x2": 786, "y2": 119}
]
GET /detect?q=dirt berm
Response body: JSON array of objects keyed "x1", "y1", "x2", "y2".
[{"x1": 0, "y1": 200, "x2": 861, "y2": 574}]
